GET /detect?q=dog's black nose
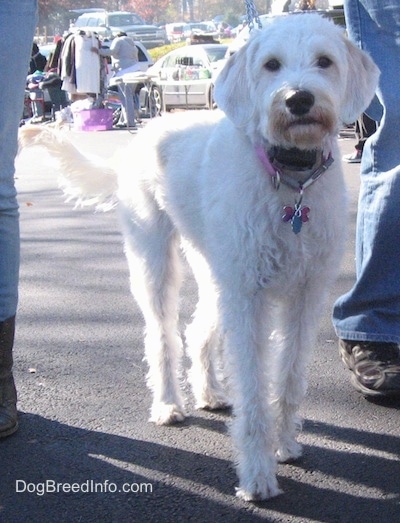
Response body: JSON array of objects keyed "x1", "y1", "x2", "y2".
[{"x1": 285, "y1": 90, "x2": 315, "y2": 116}]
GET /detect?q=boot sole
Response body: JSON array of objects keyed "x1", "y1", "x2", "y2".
[{"x1": 0, "y1": 420, "x2": 18, "y2": 438}]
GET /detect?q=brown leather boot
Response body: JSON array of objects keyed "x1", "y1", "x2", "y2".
[{"x1": 0, "y1": 316, "x2": 18, "y2": 437}]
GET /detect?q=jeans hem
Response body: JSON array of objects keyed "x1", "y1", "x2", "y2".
[{"x1": 334, "y1": 329, "x2": 400, "y2": 344}]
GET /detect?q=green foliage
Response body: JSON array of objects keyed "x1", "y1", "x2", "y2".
[
  {"x1": 148, "y1": 38, "x2": 233, "y2": 62},
  {"x1": 148, "y1": 42, "x2": 186, "y2": 62}
]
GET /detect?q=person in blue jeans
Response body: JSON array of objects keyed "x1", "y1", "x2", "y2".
[
  {"x1": 0, "y1": 1, "x2": 38, "y2": 437},
  {"x1": 333, "y1": 0, "x2": 400, "y2": 397}
]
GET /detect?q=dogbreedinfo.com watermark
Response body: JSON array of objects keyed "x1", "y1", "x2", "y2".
[{"x1": 16, "y1": 480, "x2": 153, "y2": 496}]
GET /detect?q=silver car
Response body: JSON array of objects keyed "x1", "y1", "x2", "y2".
[{"x1": 148, "y1": 44, "x2": 228, "y2": 111}]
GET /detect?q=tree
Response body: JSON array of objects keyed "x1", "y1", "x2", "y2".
[
  {"x1": 37, "y1": 0, "x2": 270, "y2": 36},
  {"x1": 131, "y1": 0, "x2": 172, "y2": 23}
]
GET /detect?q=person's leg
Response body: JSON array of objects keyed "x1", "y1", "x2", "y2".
[
  {"x1": 360, "y1": 112, "x2": 377, "y2": 142},
  {"x1": 123, "y1": 84, "x2": 136, "y2": 128},
  {"x1": 117, "y1": 84, "x2": 136, "y2": 128},
  {"x1": 0, "y1": 0, "x2": 38, "y2": 436},
  {"x1": 343, "y1": 112, "x2": 377, "y2": 163},
  {"x1": 333, "y1": 0, "x2": 400, "y2": 396},
  {"x1": 30, "y1": 89, "x2": 45, "y2": 122},
  {"x1": 343, "y1": 116, "x2": 364, "y2": 163}
]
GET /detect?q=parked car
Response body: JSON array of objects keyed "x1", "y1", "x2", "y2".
[
  {"x1": 147, "y1": 43, "x2": 229, "y2": 111},
  {"x1": 165, "y1": 22, "x2": 186, "y2": 43},
  {"x1": 71, "y1": 9, "x2": 167, "y2": 48},
  {"x1": 181, "y1": 21, "x2": 218, "y2": 40}
]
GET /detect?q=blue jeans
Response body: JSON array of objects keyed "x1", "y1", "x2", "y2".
[
  {"x1": 118, "y1": 83, "x2": 136, "y2": 127},
  {"x1": 333, "y1": 0, "x2": 400, "y2": 343},
  {"x1": 0, "y1": 1, "x2": 37, "y2": 321},
  {"x1": 29, "y1": 89, "x2": 45, "y2": 117}
]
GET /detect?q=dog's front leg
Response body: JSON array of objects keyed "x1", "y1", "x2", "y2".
[
  {"x1": 184, "y1": 248, "x2": 229, "y2": 410},
  {"x1": 271, "y1": 281, "x2": 327, "y2": 463},
  {"x1": 221, "y1": 290, "x2": 282, "y2": 501}
]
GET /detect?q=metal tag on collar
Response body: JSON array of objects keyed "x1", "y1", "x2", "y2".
[
  {"x1": 272, "y1": 169, "x2": 281, "y2": 190},
  {"x1": 282, "y1": 189, "x2": 310, "y2": 234}
]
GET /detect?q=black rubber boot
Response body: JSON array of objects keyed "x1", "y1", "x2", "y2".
[{"x1": 0, "y1": 316, "x2": 18, "y2": 438}]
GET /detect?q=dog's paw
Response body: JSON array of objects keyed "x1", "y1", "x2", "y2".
[
  {"x1": 190, "y1": 378, "x2": 230, "y2": 411},
  {"x1": 275, "y1": 440, "x2": 303, "y2": 463},
  {"x1": 150, "y1": 402, "x2": 186, "y2": 425},
  {"x1": 196, "y1": 395, "x2": 232, "y2": 411},
  {"x1": 235, "y1": 476, "x2": 283, "y2": 502}
]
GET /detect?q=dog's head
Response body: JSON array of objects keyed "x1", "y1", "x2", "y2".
[{"x1": 214, "y1": 13, "x2": 380, "y2": 150}]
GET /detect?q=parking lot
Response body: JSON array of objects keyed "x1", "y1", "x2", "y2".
[{"x1": 0, "y1": 126, "x2": 399, "y2": 522}]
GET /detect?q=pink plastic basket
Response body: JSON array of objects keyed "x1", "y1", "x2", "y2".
[{"x1": 73, "y1": 108, "x2": 113, "y2": 131}]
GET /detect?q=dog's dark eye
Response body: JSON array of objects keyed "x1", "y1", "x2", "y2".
[
  {"x1": 264, "y1": 59, "x2": 281, "y2": 72},
  {"x1": 317, "y1": 56, "x2": 332, "y2": 69}
]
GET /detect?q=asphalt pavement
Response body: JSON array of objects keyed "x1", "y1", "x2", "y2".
[{"x1": 1, "y1": 122, "x2": 399, "y2": 523}]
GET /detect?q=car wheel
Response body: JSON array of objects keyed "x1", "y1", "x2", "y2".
[
  {"x1": 112, "y1": 106, "x2": 121, "y2": 126},
  {"x1": 208, "y1": 84, "x2": 217, "y2": 110},
  {"x1": 149, "y1": 86, "x2": 163, "y2": 116}
]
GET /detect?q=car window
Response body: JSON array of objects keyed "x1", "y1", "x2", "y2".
[
  {"x1": 74, "y1": 16, "x2": 88, "y2": 27},
  {"x1": 89, "y1": 17, "x2": 102, "y2": 27},
  {"x1": 75, "y1": 14, "x2": 104, "y2": 27},
  {"x1": 185, "y1": 49, "x2": 206, "y2": 67},
  {"x1": 163, "y1": 50, "x2": 181, "y2": 68},
  {"x1": 157, "y1": 46, "x2": 226, "y2": 82},
  {"x1": 158, "y1": 50, "x2": 184, "y2": 80},
  {"x1": 195, "y1": 23, "x2": 211, "y2": 32},
  {"x1": 137, "y1": 46, "x2": 148, "y2": 62},
  {"x1": 108, "y1": 14, "x2": 144, "y2": 26},
  {"x1": 205, "y1": 46, "x2": 228, "y2": 62}
]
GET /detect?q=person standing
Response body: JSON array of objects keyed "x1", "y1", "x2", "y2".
[
  {"x1": 27, "y1": 42, "x2": 48, "y2": 123},
  {"x1": 333, "y1": 0, "x2": 400, "y2": 397},
  {"x1": 0, "y1": 1, "x2": 38, "y2": 437},
  {"x1": 98, "y1": 32, "x2": 140, "y2": 128}
]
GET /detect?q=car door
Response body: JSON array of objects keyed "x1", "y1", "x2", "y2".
[
  {"x1": 181, "y1": 47, "x2": 211, "y2": 107},
  {"x1": 156, "y1": 49, "x2": 183, "y2": 108}
]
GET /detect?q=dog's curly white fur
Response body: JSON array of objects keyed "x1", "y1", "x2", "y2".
[{"x1": 19, "y1": 14, "x2": 379, "y2": 501}]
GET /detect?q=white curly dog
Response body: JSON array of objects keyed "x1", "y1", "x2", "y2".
[{"x1": 20, "y1": 14, "x2": 379, "y2": 501}]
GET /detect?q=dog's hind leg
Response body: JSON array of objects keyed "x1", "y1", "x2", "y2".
[
  {"x1": 271, "y1": 282, "x2": 326, "y2": 463},
  {"x1": 184, "y1": 247, "x2": 229, "y2": 410},
  {"x1": 119, "y1": 203, "x2": 186, "y2": 426}
]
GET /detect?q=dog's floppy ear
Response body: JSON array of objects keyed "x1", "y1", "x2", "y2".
[
  {"x1": 214, "y1": 39, "x2": 256, "y2": 126},
  {"x1": 341, "y1": 38, "x2": 380, "y2": 124}
]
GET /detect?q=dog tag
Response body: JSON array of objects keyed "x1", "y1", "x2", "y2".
[{"x1": 282, "y1": 204, "x2": 310, "y2": 234}]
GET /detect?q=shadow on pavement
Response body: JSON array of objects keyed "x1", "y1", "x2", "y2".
[{"x1": 1, "y1": 413, "x2": 399, "y2": 522}]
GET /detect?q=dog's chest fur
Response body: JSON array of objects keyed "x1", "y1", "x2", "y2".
[
  {"x1": 149, "y1": 115, "x2": 347, "y2": 294},
  {"x1": 155, "y1": 124, "x2": 346, "y2": 294}
]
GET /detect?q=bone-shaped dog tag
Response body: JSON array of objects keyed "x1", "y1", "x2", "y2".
[{"x1": 282, "y1": 204, "x2": 310, "y2": 234}]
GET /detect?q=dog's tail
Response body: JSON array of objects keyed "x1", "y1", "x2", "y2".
[{"x1": 18, "y1": 125, "x2": 118, "y2": 210}]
